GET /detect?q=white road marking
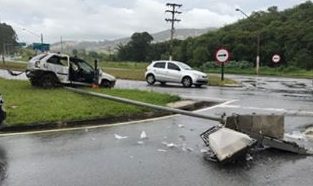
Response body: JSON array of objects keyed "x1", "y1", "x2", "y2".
[
  {"x1": 0, "y1": 100, "x2": 236, "y2": 137},
  {"x1": 195, "y1": 99, "x2": 238, "y2": 112}
]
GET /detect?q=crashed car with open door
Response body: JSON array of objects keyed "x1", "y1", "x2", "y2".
[{"x1": 26, "y1": 53, "x2": 116, "y2": 88}]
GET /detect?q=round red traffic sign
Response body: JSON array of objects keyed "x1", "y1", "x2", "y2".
[
  {"x1": 215, "y1": 48, "x2": 230, "y2": 63},
  {"x1": 272, "y1": 54, "x2": 281, "y2": 63}
]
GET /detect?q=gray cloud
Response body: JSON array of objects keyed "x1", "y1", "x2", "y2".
[{"x1": 0, "y1": 0, "x2": 307, "y2": 43}]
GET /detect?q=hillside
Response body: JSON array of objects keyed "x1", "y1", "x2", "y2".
[
  {"x1": 168, "y1": 1, "x2": 313, "y2": 70},
  {"x1": 50, "y1": 28, "x2": 214, "y2": 53}
]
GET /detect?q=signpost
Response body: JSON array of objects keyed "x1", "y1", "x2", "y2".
[
  {"x1": 215, "y1": 48, "x2": 230, "y2": 81},
  {"x1": 32, "y1": 43, "x2": 50, "y2": 52}
]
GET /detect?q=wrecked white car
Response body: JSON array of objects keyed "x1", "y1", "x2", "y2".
[{"x1": 26, "y1": 53, "x2": 116, "y2": 88}]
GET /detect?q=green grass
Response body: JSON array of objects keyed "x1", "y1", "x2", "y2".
[
  {"x1": 105, "y1": 68, "x2": 146, "y2": 81},
  {"x1": 207, "y1": 75, "x2": 237, "y2": 86},
  {"x1": 99, "y1": 61, "x2": 149, "y2": 70},
  {"x1": 0, "y1": 78, "x2": 180, "y2": 126}
]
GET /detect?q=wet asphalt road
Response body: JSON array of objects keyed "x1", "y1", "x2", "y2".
[{"x1": 0, "y1": 72, "x2": 313, "y2": 186}]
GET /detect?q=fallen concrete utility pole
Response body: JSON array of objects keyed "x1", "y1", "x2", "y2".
[
  {"x1": 65, "y1": 87, "x2": 311, "y2": 162},
  {"x1": 64, "y1": 87, "x2": 225, "y2": 123}
]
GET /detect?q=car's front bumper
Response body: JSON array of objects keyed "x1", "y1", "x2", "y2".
[{"x1": 195, "y1": 78, "x2": 208, "y2": 85}]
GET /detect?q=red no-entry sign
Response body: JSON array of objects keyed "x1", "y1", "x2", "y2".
[
  {"x1": 215, "y1": 48, "x2": 230, "y2": 63},
  {"x1": 215, "y1": 48, "x2": 230, "y2": 81},
  {"x1": 272, "y1": 54, "x2": 281, "y2": 63}
]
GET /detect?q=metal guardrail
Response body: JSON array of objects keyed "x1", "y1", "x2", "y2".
[{"x1": 64, "y1": 87, "x2": 225, "y2": 123}]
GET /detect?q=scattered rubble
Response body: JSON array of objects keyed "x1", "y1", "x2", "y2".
[
  {"x1": 157, "y1": 149, "x2": 167, "y2": 152},
  {"x1": 178, "y1": 124, "x2": 184, "y2": 128},
  {"x1": 140, "y1": 131, "x2": 148, "y2": 139},
  {"x1": 114, "y1": 134, "x2": 128, "y2": 140},
  {"x1": 137, "y1": 141, "x2": 144, "y2": 145}
]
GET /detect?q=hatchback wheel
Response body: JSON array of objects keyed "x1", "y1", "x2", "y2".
[
  {"x1": 146, "y1": 74, "x2": 155, "y2": 85},
  {"x1": 101, "y1": 80, "x2": 112, "y2": 88},
  {"x1": 182, "y1": 76, "x2": 192, "y2": 87},
  {"x1": 41, "y1": 74, "x2": 58, "y2": 88}
]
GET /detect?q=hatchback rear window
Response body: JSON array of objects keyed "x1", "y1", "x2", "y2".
[{"x1": 153, "y1": 62, "x2": 166, "y2": 69}]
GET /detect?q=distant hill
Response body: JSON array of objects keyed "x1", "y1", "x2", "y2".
[{"x1": 50, "y1": 28, "x2": 215, "y2": 53}]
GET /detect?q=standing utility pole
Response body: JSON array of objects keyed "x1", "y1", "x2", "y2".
[
  {"x1": 235, "y1": 8, "x2": 260, "y2": 75},
  {"x1": 165, "y1": 3, "x2": 182, "y2": 61}
]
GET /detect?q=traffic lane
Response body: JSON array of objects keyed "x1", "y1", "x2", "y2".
[
  {"x1": 116, "y1": 79, "x2": 313, "y2": 102},
  {"x1": 1, "y1": 114, "x2": 313, "y2": 186},
  {"x1": 116, "y1": 80, "x2": 313, "y2": 114},
  {"x1": 0, "y1": 116, "x2": 212, "y2": 186}
]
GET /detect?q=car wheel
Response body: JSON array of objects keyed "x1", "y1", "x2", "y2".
[
  {"x1": 101, "y1": 80, "x2": 112, "y2": 88},
  {"x1": 30, "y1": 78, "x2": 41, "y2": 87},
  {"x1": 146, "y1": 74, "x2": 155, "y2": 85},
  {"x1": 41, "y1": 74, "x2": 58, "y2": 88},
  {"x1": 182, "y1": 76, "x2": 192, "y2": 87}
]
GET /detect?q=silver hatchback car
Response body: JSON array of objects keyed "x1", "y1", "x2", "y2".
[{"x1": 145, "y1": 60, "x2": 208, "y2": 87}]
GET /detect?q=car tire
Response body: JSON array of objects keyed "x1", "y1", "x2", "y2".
[
  {"x1": 146, "y1": 74, "x2": 155, "y2": 85},
  {"x1": 41, "y1": 74, "x2": 58, "y2": 88},
  {"x1": 101, "y1": 80, "x2": 112, "y2": 88},
  {"x1": 182, "y1": 76, "x2": 192, "y2": 87},
  {"x1": 30, "y1": 78, "x2": 41, "y2": 87}
]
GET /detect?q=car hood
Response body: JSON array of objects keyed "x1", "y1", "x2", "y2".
[
  {"x1": 99, "y1": 70, "x2": 116, "y2": 81},
  {"x1": 190, "y1": 70, "x2": 207, "y2": 77}
]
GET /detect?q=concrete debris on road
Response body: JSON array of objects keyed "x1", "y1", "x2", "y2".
[
  {"x1": 140, "y1": 131, "x2": 148, "y2": 139},
  {"x1": 201, "y1": 126, "x2": 256, "y2": 163},
  {"x1": 162, "y1": 142, "x2": 178, "y2": 148},
  {"x1": 157, "y1": 149, "x2": 167, "y2": 152},
  {"x1": 114, "y1": 134, "x2": 128, "y2": 140},
  {"x1": 137, "y1": 141, "x2": 144, "y2": 145},
  {"x1": 178, "y1": 124, "x2": 184, "y2": 128}
]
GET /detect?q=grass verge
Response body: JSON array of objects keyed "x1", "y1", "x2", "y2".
[{"x1": 0, "y1": 78, "x2": 180, "y2": 126}]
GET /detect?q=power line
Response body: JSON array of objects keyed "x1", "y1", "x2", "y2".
[{"x1": 165, "y1": 3, "x2": 182, "y2": 61}]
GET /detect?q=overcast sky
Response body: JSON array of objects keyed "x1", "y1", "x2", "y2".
[{"x1": 0, "y1": 0, "x2": 308, "y2": 43}]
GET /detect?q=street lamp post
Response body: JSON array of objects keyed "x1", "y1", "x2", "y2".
[
  {"x1": 22, "y1": 28, "x2": 44, "y2": 50},
  {"x1": 236, "y1": 8, "x2": 260, "y2": 75}
]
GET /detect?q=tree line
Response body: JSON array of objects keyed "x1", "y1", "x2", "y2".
[{"x1": 0, "y1": 23, "x2": 18, "y2": 56}]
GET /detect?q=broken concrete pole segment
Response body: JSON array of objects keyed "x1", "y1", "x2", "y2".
[
  {"x1": 225, "y1": 114, "x2": 310, "y2": 155},
  {"x1": 200, "y1": 126, "x2": 256, "y2": 163},
  {"x1": 225, "y1": 114, "x2": 284, "y2": 139}
]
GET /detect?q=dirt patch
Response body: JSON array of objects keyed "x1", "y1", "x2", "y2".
[{"x1": 0, "y1": 100, "x2": 219, "y2": 133}]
